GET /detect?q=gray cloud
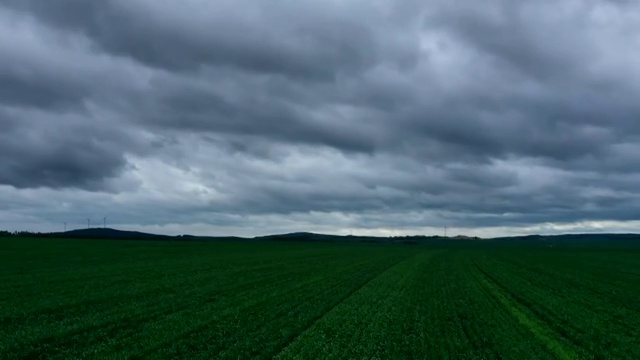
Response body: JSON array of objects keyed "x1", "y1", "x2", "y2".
[
  {"x1": 1, "y1": 0, "x2": 396, "y2": 79},
  {"x1": 0, "y1": 106, "x2": 133, "y2": 190},
  {"x1": 1, "y1": 0, "x2": 640, "y2": 235}
]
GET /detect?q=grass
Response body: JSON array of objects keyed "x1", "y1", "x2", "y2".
[{"x1": 1, "y1": 237, "x2": 640, "y2": 359}]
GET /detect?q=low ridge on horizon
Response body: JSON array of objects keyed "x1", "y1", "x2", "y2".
[{"x1": 8, "y1": 227, "x2": 638, "y2": 243}]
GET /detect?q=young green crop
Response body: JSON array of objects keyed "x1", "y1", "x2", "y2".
[{"x1": 2, "y1": 238, "x2": 640, "y2": 359}]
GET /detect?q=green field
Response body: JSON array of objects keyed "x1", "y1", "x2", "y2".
[{"x1": 2, "y1": 238, "x2": 640, "y2": 359}]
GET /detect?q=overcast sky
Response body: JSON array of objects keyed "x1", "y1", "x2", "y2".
[{"x1": 1, "y1": 0, "x2": 639, "y2": 237}]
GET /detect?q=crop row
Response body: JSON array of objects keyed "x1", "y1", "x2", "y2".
[
  {"x1": 473, "y1": 249, "x2": 640, "y2": 359},
  {"x1": 278, "y1": 250, "x2": 561, "y2": 359}
]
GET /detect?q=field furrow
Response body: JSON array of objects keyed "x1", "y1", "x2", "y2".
[{"x1": 473, "y1": 263, "x2": 577, "y2": 360}]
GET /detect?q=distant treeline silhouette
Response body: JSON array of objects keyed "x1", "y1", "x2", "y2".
[{"x1": 0, "y1": 230, "x2": 49, "y2": 237}]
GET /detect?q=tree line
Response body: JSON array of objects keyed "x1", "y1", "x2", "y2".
[{"x1": 0, "y1": 230, "x2": 55, "y2": 238}]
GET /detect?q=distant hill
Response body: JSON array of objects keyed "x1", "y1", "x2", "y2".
[
  {"x1": 51, "y1": 228, "x2": 248, "y2": 242},
  {"x1": 52, "y1": 228, "x2": 171, "y2": 240},
  {"x1": 177, "y1": 234, "x2": 249, "y2": 241},
  {"x1": 255, "y1": 232, "x2": 357, "y2": 242},
  {"x1": 255, "y1": 232, "x2": 462, "y2": 245},
  {"x1": 255, "y1": 232, "x2": 409, "y2": 243},
  {"x1": 493, "y1": 233, "x2": 640, "y2": 242}
]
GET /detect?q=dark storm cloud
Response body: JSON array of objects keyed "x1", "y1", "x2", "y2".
[
  {"x1": 0, "y1": 72, "x2": 82, "y2": 109},
  {"x1": 1, "y1": 0, "x2": 640, "y2": 232},
  {"x1": 1, "y1": 0, "x2": 383, "y2": 80},
  {"x1": 0, "y1": 107, "x2": 133, "y2": 190},
  {"x1": 133, "y1": 72, "x2": 380, "y2": 153}
]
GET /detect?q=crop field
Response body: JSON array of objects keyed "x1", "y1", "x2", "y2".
[{"x1": 2, "y1": 238, "x2": 640, "y2": 359}]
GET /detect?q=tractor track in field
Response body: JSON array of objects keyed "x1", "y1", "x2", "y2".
[
  {"x1": 271, "y1": 254, "x2": 416, "y2": 359},
  {"x1": 274, "y1": 250, "x2": 446, "y2": 359},
  {"x1": 473, "y1": 263, "x2": 578, "y2": 360},
  {"x1": 131, "y1": 257, "x2": 403, "y2": 359}
]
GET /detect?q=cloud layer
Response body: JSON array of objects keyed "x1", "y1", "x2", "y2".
[{"x1": 1, "y1": 0, "x2": 640, "y2": 236}]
